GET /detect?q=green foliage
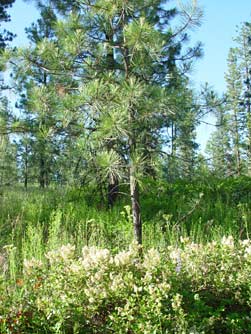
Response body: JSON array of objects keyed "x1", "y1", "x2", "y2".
[
  {"x1": 0, "y1": 177, "x2": 251, "y2": 332},
  {"x1": 0, "y1": 0, "x2": 16, "y2": 50},
  {"x1": 0, "y1": 98, "x2": 18, "y2": 186},
  {"x1": 3, "y1": 0, "x2": 204, "y2": 245},
  {"x1": 1, "y1": 239, "x2": 251, "y2": 333},
  {"x1": 141, "y1": 176, "x2": 251, "y2": 244},
  {"x1": 1, "y1": 176, "x2": 251, "y2": 262},
  {"x1": 208, "y1": 21, "x2": 251, "y2": 177}
]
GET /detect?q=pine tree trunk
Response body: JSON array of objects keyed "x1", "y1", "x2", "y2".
[
  {"x1": 24, "y1": 143, "x2": 28, "y2": 190},
  {"x1": 233, "y1": 111, "x2": 241, "y2": 176},
  {"x1": 129, "y1": 164, "x2": 142, "y2": 244},
  {"x1": 247, "y1": 92, "x2": 251, "y2": 175},
  {"x1": 244, "y1": 52, "x2": 251, "y2": 175},
  {"x1": 39, "y1": 157, "x2": 45, "y2": 188},
  {"x1": 107, "y1": 175, "x2": 119, "y2": 207}
]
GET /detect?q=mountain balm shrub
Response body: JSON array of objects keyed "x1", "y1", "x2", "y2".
[{"x1": 1, "y1": 238, "x2": 251, "y2": 333}]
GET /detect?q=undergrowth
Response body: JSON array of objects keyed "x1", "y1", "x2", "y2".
[
  {"x1": 0, "y1": 176, "x2": 251, "y2": 271},
  {"x1": 1, "y1": 177, "x2": 251, "y2": 332},
  {"x1": 1, "y1": 238, "x2": 251, "y2": 333}
]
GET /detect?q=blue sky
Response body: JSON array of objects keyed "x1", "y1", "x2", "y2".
[
  {"x1": 6, "y1": 0, "x2": 39, "y2": 46},
  {"x1": 4, "y1": 0, "x2": 251, "y2": 151},
  {"x1": 192, "y1": 0, "x2": 251, "y2": 150},
  {"x1": 193, "y1": 0, "x2": 251, "y2": 92}
]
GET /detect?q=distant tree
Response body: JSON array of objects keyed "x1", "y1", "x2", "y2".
[
  {"x1": 0, "y1": 1, "x2": 17, "y2": 185},
  {"x1": 232, "y1": 22, "x2": 251, "y2": 175},
  {"x1": 12, "y1": 6, "x2": 66, "y2": 188},
  {"x1": 0, "y1": 0, "x2": 15, "y2": 50},
  {"x1": 225, "y1": 47, "x2": 244, "y2": 175},
  {"x1": 211, "y1": 21, "x2": 251, "y2": 177},
  {"x1": 194, "y1": 153, "x2": 210, "y2": 179},
  {"x1": 206, "y1": 103, "x2": 233, "y2": 177},
  {"x1": 0, "y1": 97, "x2": 18, "y2": 185},
  {"x1": 171, "y1": 83, "x2": 199, "y2": 179}
]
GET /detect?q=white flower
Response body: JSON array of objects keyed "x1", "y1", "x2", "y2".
[
  {"x1": 23, "y1": 258, "x2": 43, "y2": 274},
  {"x1": 69, "y1": 262, "x2": 82, "y2": 273},
  {"x1": 240, "y1": 239, "x2": 250, "y2": 247},
  {"x1": 221, "y1": 235, "x2": 234, "y2": 247},
  {"x1": 244, "y1": 246, "x2": 251, "y2": 258},
  {"x1": 142, "y1": 248, "x2": 160, "y2": 269},
  {"x1": 180, "y1": 236, "x2": 190, "y2": 244},
  {"x1": 46, "y1": 244, "x2": 75, "y2": 264},
  {"x1": 169, "y1": 248, "x2": 180, "y2": 261},
  {"x1": 88, "y1": 297, "x2": 95, "y2": 304},
  {"x1": 81, "y1": 246, "x2": 110, "y2": 269},
  {"x1": 110, "y1": 275, "x2": 124, "y2": 291},
  {"x1": 59, "y1": 244, "x2": 75, "y2": 260},
  {"x1": 133, "y1": 285, "x2": 143, "y2": 293},
  {"x1": 169, "y1": 248, "x2": 182, "y2": 272},
  {"x1": 114, "y1": 250, "x2": 132, "y2": 266}
]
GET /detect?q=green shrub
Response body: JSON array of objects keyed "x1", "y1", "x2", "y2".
[{"x1": 1, "y1": 238, "x2": 251, "y2": 333}]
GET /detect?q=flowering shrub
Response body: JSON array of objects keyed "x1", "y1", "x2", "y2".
[{"x1": 1, "y1": 238, "x2": 251, "y2": 333}]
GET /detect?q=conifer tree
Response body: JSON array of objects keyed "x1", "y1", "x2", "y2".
[
  {"x1": 206, "y1": 104, "x2": 233, "y2": 177},
  {"x1": 213, "y1": 21, "x2": 251, "y2": 177},
  {"x1": 0, "y1": 0, "x2": 15, "y2": 50},
  {"x1": 0, "y1": 1, "x2": 17, "y2": 186},
  {"x1": 225, "y1": 47, "x2": 244, "y2": 175},
  {"x1": 12, "y1": 6, "x2": 71, "y2": 187},
  {"x1": 9, "y1": 0, "x2": 203, "y2": 243},
  {"x1": 233, "y1": 22, "x2": 251, "y2": 175},
  {"x1": 168, "y1": 83, "x2": 199, "y2": 179},
  {"x1": 0, "y1": 97, "x2": 18, "y2": 185}
]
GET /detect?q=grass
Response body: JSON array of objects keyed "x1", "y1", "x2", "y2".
[{"x1": 1, "y1": 176, "x2": 251, "y2": 264}]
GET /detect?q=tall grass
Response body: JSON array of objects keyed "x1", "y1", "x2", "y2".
[{"x1": 1, "y1": 176, "x2": 251, "y2": 271}]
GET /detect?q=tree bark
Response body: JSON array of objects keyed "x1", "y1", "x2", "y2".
[
  {"x1": 107, "y1": 175, "x2": 119, "y2": 207},
  {"x1": 24, "y1": 143, "x2": 28, "y2": 190},
  {"x1": 233, "y1": 111, "x2": 241, "y2": 176},
  {"x1": 129, "y1": 164, "x2": 142, "y2": 244},
  {"x1": 39, "y1": 156, "x2": 45, "y2": 188},
  {"x1": 243, "y1": 41, "x2": 251, "y2": 175}
]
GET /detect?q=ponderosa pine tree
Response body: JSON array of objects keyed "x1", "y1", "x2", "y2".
[
  {"x1": 13, "y1": 6, "x2": 58, "y2": 188},
  {"x1": 166, "y1": 80, "x2": 199, "y2": 180},
  {"x1": 206, "y1": 103, "x2": 233, "y2": 177},
  {"x1": 9, "y1": 0, "x2": 203, "y2": 243},
  {"x1": 0, "y1": 0, "x2": 17, "y2": 186},
  {"x1": 225, "y1": 47, "x2": 244, "y2": 175},
  {"x1": 0, "y1": 97, "x2": 18, "y2": 185},
  {"x1": 0, "y1": 0, "x2": 15, "y2": 50},
  {"x1": 12, "y1": 5, "x2": 81, "y2": 188},
  {"x1": 212, "y1": 21, "x2": 251, "y2": 177},
  {"x1": 232, "y1": 22, "x2": 251, "y2": 175}
]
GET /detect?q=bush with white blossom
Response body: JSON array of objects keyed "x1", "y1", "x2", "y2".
[{"x1": 1, "y1": 237, "x2": 251, "y2": 333}]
